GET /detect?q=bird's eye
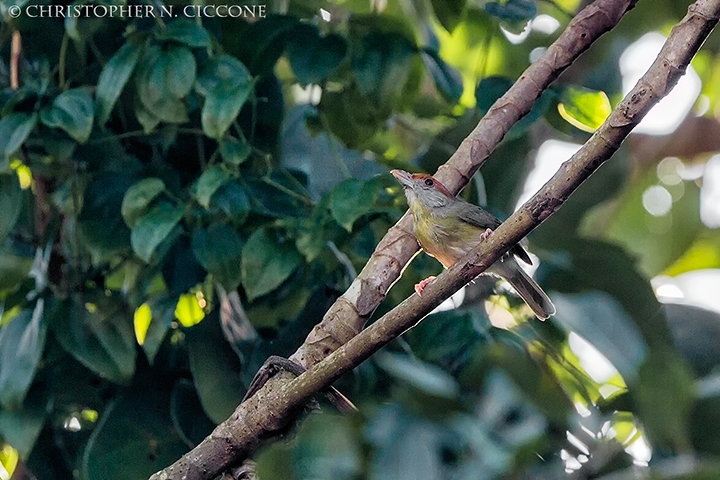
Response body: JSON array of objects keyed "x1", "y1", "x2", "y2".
[{"x1": 424, "y1": 178, "x2": 434, "y2": 187}]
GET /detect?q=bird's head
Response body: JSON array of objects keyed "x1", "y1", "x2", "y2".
[{"x1": 391, "y1": 169, "x2": 455, "y2": 210}]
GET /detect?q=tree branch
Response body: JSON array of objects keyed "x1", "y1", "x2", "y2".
[{"x1": 148, "y1": 0, "x2": 720, "y2": 477}]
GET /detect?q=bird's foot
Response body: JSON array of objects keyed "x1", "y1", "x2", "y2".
[
  {"x1": 414, "y1": 276, "x2": 437, "y2": 296},
  {"x1": 480, "y1": 228, "x2": 493, "y2": 241}
]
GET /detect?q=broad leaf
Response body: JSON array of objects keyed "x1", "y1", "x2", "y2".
[
  {"x1": 96, "y1": 42, "x2": 142, "y2": 124},
  {"x1": 40, "y1": 88, "x2": 94, "y2": 143},
  {"x1": 352, "y1": 32, "x2": 415, "y2": 108},
  {"x1": 135, "y1": 46, "x2": 190, "y2": 124},
  {"x1": 50, "y1": 295, "x2": 136, "y2": 384},
  {"x1": 191, "y1": 224, "x2": 244, "y2": 290},
  {"x1": 192, "y1": 167, "x2": 230, "y2": 208},
  {"x1": 121, "y1": 177, "x2": 165, "y2": 228},
  {"x1": 287, "y1": 24, "x2": 348, "y2": 86},
  {"x1": 197, "y1": 55, "x2": 254, "y2": 139},
  {"x1": 558, "y1": 86, "x2": 612, "y2": 133},
  {"x1": 78, "y1": 173, "x2": 134, "y2": 254},
  {"x1": 185, "y1": 312, "x2": 245, "y2": 423},
  {"x1": 164, "y1": 46, "x2": 196, "y2": 99},
  {"x1": 421, "y1": 48, "x2": 463, "y2": 103},
  {"x1": 80, "y1": 389, "x2": 187, "y2": 480},
  {"x1": 219, "y1": 137, "x2": 251, "y2": 167},
  {"x1": 131, "y1": 202, "x2": 185, "y2": 263},
  {"x1": 157, "y1": 18, "x2": 211, "y2": 47},
  {"x1": 0, "y1": 302, "x2": 46, "y2": 410},
  {"x1": 430, "y1": 0, "x2": 466, "y2": 32},
  {"x1": 0, "y1": 113, "x2": 37, "y2": 162},
  {"x1": 485, "y1": 0, "x2": 537, "y2": 21},
  {"x1": 0, "y1": 172, "x2": 23, "y2": 245},
  {"x1": 241, "y1": 227, "x2": 302, "y2": 301},
  {"x1": 329, "y1": 178, "x2": 377, "y2": 231},
  {"x1": 553, "y1": 291, "x2": 647, "y2": 382},
  {"x1": 211, "y1": 181, "x2": 250, "y2": 225}
]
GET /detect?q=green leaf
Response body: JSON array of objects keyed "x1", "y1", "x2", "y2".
[
  {"x1": 157, "y1": 18, "x2": 211, "y2": 47},
  {"x1": 186, "y1": 311, "x2": 245, "y2": 423},
  {"x1": 164, "y1": 46, "x2": 197, "y2": 99},
  {"x1": 0, "y1": 302, "x2": 46, "y2": 410},
  {"x1": 0, "y1": 113, "x2": 37, "y2": 162},
  {"x1": 219, "y1": 137, "x2": 251, "y2": 167},
  {"x1": 376, "y1": 352, "x2": 459, "y2": 398},
  {"x1": 0, "y1": 392, "x2": 46, "y2": 459},
  {"x1": 211, "y1": 181, "x2": 250, "y2": 225},
  {"x1": 192, "y1": 167, "x2": 230, "y2": 208},
  {"x1": 558, "y1": 85, "x2": 612, "y2": 133},
  {"x1": 286, "y1": 24, "x2": 348, "y2": 86},
  {"x1": 241, "y1": 227, "x2": 302, "y2": 301},
  {"x1": 604, "y1": 171, "x2": 702, "y2": 277},
  {"x1": 430, "y1": 0, "x2": 466, "y2": 32},
  {"x1": 78, "y1": 173, "x2": 133, "y2": 254},
  {"x1": 139, "y1": 296, "x2": 176, "y2": 365},
  {"x1": 80, "y1": 389, "x2": 188, "y2": 480},
  {"x1": 0, "y1": 172, "x2": 23, "y2": 245},
  {"x1": 40, "y1": 88, "x2": 94, "y2": 143},
  {"x1": 476, "y1": 76, "x2": 553, "y2": 139},
  {"x1": 635, "y1": 350, "x2": 694, "y2": 449},
  {"x1": 485, "y1": 0, "x2": 537, "y2": 21},
  {"x1": 232, "y1": 15, "x2": 300, "y2": 75},
  {"x1": 121, "y1": 177, "x2": 165, "y2": 229},
  {"x1": 197, "y1": 55, "x2": 253, "y2": 140},
  {"x1": 136, "y1": 46, "x2": 190, "y2": 124},
  {"x1": 553, "y1": 291, "x2": 647, "y2": 382},
  {"x1": 352, "y1": 32, "x2": 415, "y2": 108},
  {"x1": 0, "y1": 241, "x2": 34, "y2": 293},
  {"x1": 169, "y1": 380, "x2": 215, "y2": 447},
  {"x1": 49, "y1": 295, "x2": 136, "y2": 384},
  {"x1": 256, "y1": 414, "x2": 361, "y2": 480},
  {"x1": 95, "y1": 42, "x2": 142, "y2": 124},
  {"x1": 191, "y1": 224, "x2": 244, "y2": 290},
  {"x1": 420, "y1": 48, "x2": 463, "y2": 103},
  {"x1": 130, "y1": 202, "x2": 184, "y2": 263},
  {"x1": 329, "y1": 178, "x2": 377, "y2": 231}
]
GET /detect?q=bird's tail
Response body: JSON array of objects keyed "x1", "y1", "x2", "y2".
[{"x1": 490, "y1": 259, "x2": 555, "y2": 320}]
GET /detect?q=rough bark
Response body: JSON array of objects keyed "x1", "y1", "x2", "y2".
[{"x1": 149, "y1": 0, "x2": 720, "y2": 477}]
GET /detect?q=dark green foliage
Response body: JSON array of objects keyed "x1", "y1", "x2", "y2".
[{"x1": 0, "y1": 0, "x2": 719, "y2": 479}]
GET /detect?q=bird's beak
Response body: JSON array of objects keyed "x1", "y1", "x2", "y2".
[{"x1": 391, "y1": 169, "x2": 413, "y2": 188}]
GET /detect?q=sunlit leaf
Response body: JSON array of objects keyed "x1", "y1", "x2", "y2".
[
  {"x1": 174, "y1": 293, "x2": 205, "y2": 327},
  {"x1": 557, "y1": 86, "x2": 612, "y2": 133}
]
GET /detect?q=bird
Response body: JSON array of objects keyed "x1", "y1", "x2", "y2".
[{"x1": 391, "y1": 169, "x2": 555, "y2": 320}]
